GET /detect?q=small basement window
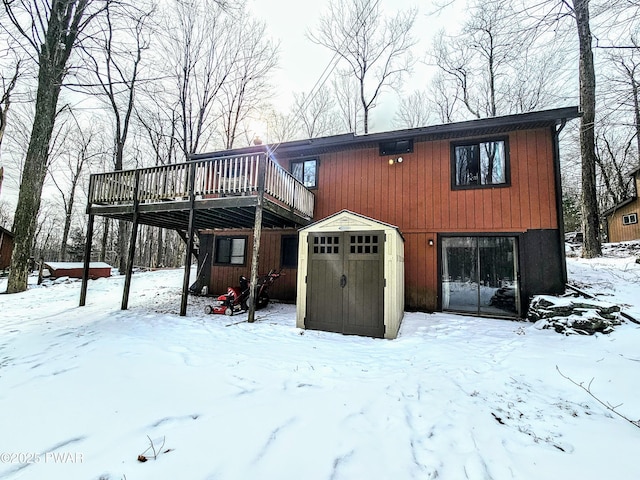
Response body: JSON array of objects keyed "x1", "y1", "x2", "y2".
[
  {"x1": 379, "y1": 139, "x2": 413, "y2": 156},
  {"x1": 622, "y1": 213, "x2": 638, "y2": 225},
  {"x1": 291, "y1": 159, "x2": 317, "y2": 188},
  {"x1": 452, "y1": 138, "x2": 509, "y2": 189},
  {"x1": 215, "y1": 236, "x2": 247, "y2": 265}
]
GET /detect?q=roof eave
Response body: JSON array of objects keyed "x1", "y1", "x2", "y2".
[{"x1": 191, "y1": 106, "x2": 581, "y2": 160}]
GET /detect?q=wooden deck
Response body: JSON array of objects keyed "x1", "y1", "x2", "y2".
[
  {"x1": 87, "y1": 153, "x2": 315, "y2": 230},
  {"x1": 81, "y1": 152, "x2": 315, "y2": 317}
]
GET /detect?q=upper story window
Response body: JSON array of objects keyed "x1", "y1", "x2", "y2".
[
  {"x1": 214, "y1": 236, "x2": 247, "y2": 265},
  {"x1": 291, "y1": 159, "x2": 317, "y2": 188},
  {"x1": 452, "y1": 138, "x2": 509, "y2": 189},
  {"x1": 622, "y1": 213, "x2": 638, "y2": 225}
]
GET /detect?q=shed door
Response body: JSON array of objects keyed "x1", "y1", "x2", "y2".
[{"x1": 306, "y1": 232, "x2": 384, "y2": 337}]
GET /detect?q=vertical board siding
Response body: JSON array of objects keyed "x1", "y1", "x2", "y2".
[
  {"x1": 312, "y1": 127, "x2": 558, "y2": 309},
  {"x1": 209, "y1": 128, "x2": 558, "y2": 310},
  {"x1": 607, "y1": 200, "x2": 640, "y2": 242},
  {"x1": 206, "y1": 229, "x2": 298, "y2": 302},
  {"x1": 314, "y1": 129, "x2": 558, "y2": 232}
]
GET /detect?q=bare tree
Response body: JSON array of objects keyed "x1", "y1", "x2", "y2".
[
  {"x1": 431, "y1": 1, "x2": 566, "y2": 120},
  {"x1": 594, "y1": 126, "x2": 636, "y2": 208},
  {"x1": 135, "y1": 99, "x2": 180, "y2": 268},
  {"x1": 0, "y1": 198, "x2": 12, "y2": 227},
  {"x1": 0, "y1": 61, "x2": 20, "y2": 158},
  {"x1": 161, "y1": 0, "x2": 239, "y2": 158},
  {"x1": 294, "y1": 86, "x2": 341, "y2": 138},
  {"x1": 32, "y1": 201, "x2": 62, "y2": 262},
  {"x1": 331, "y1": 71, "x2": 361, "y2": 133},
  {"x1": 81, "y1": 2, "x2": 153, "y2": 273},
  {"x1": 428, "y1": 71, "x2": 458, "y2": 124},
  {"x1": 49, "y1": 114, "x2": 102, "y2": 261},
  {"x1": 572, "y1": 0, "x2": 601, "y2": 257},
  {"x1": 393, "y1": 89, "x2": 432, "y2": 128},
  {"x1": 218, "y1": 16, "x2": 278, "y2": 149},
  {"x1": 261, "y1": 107, "x2": 300, "y2": 144},
  {"x1": 3, "y1": 0, "x2": 102, "y2": 293},
  {"x1": 310, "y1": 0, "x2": 417, "y2": 134},
  {"x1": 603, "y1": 41, "x2": 640, "y2": 168}
]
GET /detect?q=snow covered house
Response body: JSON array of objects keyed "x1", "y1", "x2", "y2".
[
  {"x1": 602, "y1": 167, "x2": 640, "y2": 243},
  {"x1": 80, "y1": 107, "x2": 580, "y2": 333}
]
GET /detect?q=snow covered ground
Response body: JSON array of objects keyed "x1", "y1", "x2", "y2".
[{"x1": 0, "y1": 247, "x2": 639, "y2": 480}]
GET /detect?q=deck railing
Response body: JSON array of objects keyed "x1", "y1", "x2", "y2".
[{"x1": 88, "y1": 153, "x2": 314, "y2": 219}]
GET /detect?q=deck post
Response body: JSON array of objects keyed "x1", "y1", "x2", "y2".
[
  {"x1": 122, "y1": 170, "x2": 141, "y2": 310},
  {"x1": 180, "y1": 161, "x2": 198, "y2": 316},
  {"x1": 79, "y1": 214, "x2": 95, "y2": 306},
  {"x1": 248, "y1": 155, "x2": 266, "y2": 323}
]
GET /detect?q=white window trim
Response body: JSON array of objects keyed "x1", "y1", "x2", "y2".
[{"x1": 622, "y1": 213, "x2": 638, "y2": 226}]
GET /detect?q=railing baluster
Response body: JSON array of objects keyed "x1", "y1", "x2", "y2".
[{"x1": 87, "y1": 152, "x2": 314, "y2": 218}]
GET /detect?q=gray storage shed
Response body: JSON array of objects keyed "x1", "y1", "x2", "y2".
[{"x1": 296, "y1": 210, "x2": 405, "y2": 339}]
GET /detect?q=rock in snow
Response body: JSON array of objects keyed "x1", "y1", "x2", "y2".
[{"x1": 528, "y1": 295, "x2": 622, "y2": 335}]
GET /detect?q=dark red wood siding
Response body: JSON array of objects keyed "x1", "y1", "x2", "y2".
[
  {"x1": 206, "y1": 128, "x2": 560, "y2": 310},
  {"x1": 311, "y1": 129, "x2": 557, "y2": 230},
  {"x1": 205, "y1": 228, "x2": 298, "y2": 301},
  {"x1": 299, "y1": 128, "x2": 558, "y2": 310}
]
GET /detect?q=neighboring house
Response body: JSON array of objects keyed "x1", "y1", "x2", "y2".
[
  {"x1": 0, "y1": 226, "x2": 14, "y2": 271},
  {"x1": 602, "y1": 167, "x2": 640, "y2": 243},
  {"x1": 81, "y1": 106, "x2": 580, "y2": 327}
]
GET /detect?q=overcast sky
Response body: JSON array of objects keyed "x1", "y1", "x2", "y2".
[
  {"x1": 0, "y1": 1, "x2": 455, "y2": 213},
  {"x1": 248, "y1": 0, "x2": 453, "y2": 132}
]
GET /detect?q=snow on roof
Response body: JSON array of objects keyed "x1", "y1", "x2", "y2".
[{"x1": 45, "y1": 262, "x2": 113, "y2": 270}]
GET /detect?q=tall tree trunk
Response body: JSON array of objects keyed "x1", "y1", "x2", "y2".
[
  {"x1": 59, "y1": 176, "x2": 79, "y2": 261},
  {"x1": 118, "y1": 220, "x2": 128, "y2": 274},
  {"x1": 8, "y1": 62, "x2": 63, "y2": 291},
  {"x1": 5, "y1": 0, "x2": 90, "y2": 293},
  {"x1": 156, "y1": 227, "x2": 164, "y2": 267},
  {"x1": 632, "y1": 77, "x2": 640, "y2": 169},
  {"x1": 100, "y1": 217, "x2": 109, "y2": 262},
  {"x1": 573, "y1": 0, "x2": 601, "y2": 258},
  {"x1": 0, "y1": 62, "x2": 20, "y2": 156}
]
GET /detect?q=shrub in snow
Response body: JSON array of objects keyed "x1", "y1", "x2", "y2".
[{"x1": 528, "y1": 296, "x2": 622, "y2": 335}]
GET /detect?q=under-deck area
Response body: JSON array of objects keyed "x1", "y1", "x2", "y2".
[{"x1": 79, "y1": 152, "x2": 314, "y2": 317}]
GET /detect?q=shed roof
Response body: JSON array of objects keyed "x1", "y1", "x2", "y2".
[
  {"x1": 45, "y1": 262, "x2": 113, "y2": 270},
  {"x1": 0, "y1": 225, "x2": 13, "y2": 237},
  {"x1": 300, "y1": 209, "x2": 404, "y2": 240}
]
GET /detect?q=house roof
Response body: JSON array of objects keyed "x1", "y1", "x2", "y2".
[
  {"x1": 191, "y1": 106, "x2": 581, "y2": 160},
  {"x1": 602, "y1": 166, "x2": 640, "y2": 217},
  {"x1": 0, "y1": 225, "x2": 13, "y2": 238},
  {"x1": 602, "y1": 197, "x2": 638, "y2": 217}
]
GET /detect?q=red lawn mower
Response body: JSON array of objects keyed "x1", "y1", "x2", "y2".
[{"x1": 204, "y1": 269, "x2": 282, "y2": 316}]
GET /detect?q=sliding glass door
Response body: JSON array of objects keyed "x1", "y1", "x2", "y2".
[{"x1": 441, "y1": 236, "x2": 519, "y2": 317}]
